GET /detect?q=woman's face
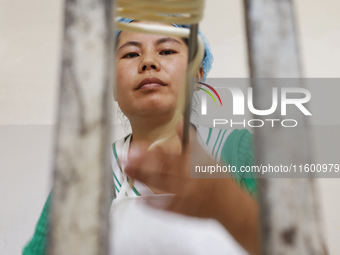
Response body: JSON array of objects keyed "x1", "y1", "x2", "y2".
[{"x1": 115, "y1": 22, "x2": 188, "y2": 120}]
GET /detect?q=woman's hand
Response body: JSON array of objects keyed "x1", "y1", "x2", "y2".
[{"x1": 124, "y1": 127, "x2": 260, "y2": 255}]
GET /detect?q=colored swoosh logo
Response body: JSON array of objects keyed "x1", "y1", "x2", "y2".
[{"x1": 196, "y1": 82, "x2": 223, "y2": 106}]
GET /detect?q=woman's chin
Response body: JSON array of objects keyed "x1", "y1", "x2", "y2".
[
  {"x1": 126, "y1": 103, "x2": 176, "y2": 119},
  {"x1": 137, "y1": 98, "x2": 176, "y2": 112},
  {"x1": 139, "y1": 105, "x2": 174, "y2": 116},
  {"x1": 120, "y1": 94, "x2": 178, "y2": 120}
]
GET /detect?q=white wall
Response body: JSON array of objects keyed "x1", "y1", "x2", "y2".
[{"x1": 0, "y1": 0, "x2": 339, "y2": 254}]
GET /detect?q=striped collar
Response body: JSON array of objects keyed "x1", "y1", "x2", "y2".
[{"x1": 111, "y1": 134, "x2": 154, "y2": 198}]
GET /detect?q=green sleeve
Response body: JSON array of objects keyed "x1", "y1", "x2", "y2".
[
  {"x1": 22, "y1": 193, "x2": 51, "y2": 255},
  {"x1": 220, "y1": 129, "x2": 258, "y2": 198}
]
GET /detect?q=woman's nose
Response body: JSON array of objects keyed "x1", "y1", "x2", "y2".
[{"x1": 138, "y1": 54, "x2": 161, "y2": 73}]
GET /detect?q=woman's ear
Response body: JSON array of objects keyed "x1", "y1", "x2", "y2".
[
  {"x1": 194, "y1": 66, "x2": 204, "y2": 91},
  {"x1": 196, "y1": 66, "x2": 204, "y2": 82}
]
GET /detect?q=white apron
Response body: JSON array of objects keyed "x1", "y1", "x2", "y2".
[
  {"x1": 109, "y1": 194, "x2": 249, "y2": 255},
  {"x1": 109, "y1": 131, "x2": 249, "y2": 255}
]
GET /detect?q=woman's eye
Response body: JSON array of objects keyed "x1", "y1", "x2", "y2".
[
  {"x1": 160, "y1": 49, "x2": 176, "y2": 55},
  {"x1": 122, "y1": 52, "x2": 139, "y2": 58}
]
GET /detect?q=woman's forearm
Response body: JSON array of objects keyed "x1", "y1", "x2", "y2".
[{"x1": 213, "y1": 179, "x2": 260, "y2": 255}]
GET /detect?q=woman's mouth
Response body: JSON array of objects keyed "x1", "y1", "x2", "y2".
[{"x1": 136, "y1": 77, "x2": 167, "y2": 90}]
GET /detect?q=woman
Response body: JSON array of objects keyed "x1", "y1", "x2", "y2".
[{"x1": 23, "y1": 19, "x2": 259, "y2": 255}]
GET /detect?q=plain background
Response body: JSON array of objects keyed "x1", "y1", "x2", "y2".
[{"x1": 1, "y1": 0, "x2": 339, "y2": 254}]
